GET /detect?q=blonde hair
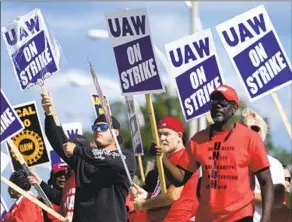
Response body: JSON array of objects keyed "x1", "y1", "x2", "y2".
[{"x1": 242, "y1": 107, "x2": 268, "y2": 141}]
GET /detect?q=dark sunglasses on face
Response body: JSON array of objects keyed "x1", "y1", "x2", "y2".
[
  {"x1": 211, "y1": 100, "x2": 235, "y2": 106},
  {"x1": 250, "y1": 125, "x2": 261, "y2": 132},
  {"x1": 285, "y1": 177, "x2": 291, "y2": 183},
  {"x1": 91, "y1": 123, "x2": 109, "y2": 132},
  {"x1": 55, "y1": 171, "x2": 67, "y2": 178}
]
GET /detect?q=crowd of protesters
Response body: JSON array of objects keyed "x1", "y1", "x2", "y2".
[{"x1": 2, "y1": 85, "x2": 291, "y2": 222}]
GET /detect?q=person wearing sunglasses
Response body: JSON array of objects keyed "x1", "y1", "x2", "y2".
[
  {"x1": 242, "y1": 108, "x2": 286, "y2": 222},
  {"x1": 283, "y1": 165, "x2": 291, "y2": 194},
  {"x1": 41, "y1": 91, "x2": 136, "y2": 222},
  {"x1": 151, "y1": 84, "x2": 274, "y2": 222}
]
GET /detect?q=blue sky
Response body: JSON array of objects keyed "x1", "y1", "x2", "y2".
[{"x1": 1, "y1": 1, "x2": 291, "y2": 208}]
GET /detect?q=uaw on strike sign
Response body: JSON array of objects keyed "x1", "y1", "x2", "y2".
[
  {"x1": 7, "y1": 101, "x2": 49, "y2": 171},
  {"x1": 165, "y1": 29, "x2": 224, "y2": 121},
  {"x1": 216, "y1": 5, "x2": 292, "y2": 101},
  {"x1": 105, "y1": 8, "x2": 164, "y2": 95},
  {"x1": 1, "y1": 9, "x2": 60, "y2": 91},
  {"x1": 1, "y1": 89, "x2": 24, "y2": 144}
]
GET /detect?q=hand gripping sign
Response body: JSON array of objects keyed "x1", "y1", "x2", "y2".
[
  {"x1": 105, "y1": 8, "x2": 167, "y2": 193},
  {"x1": 1, "y1": 9, "x2": 60, "y2": 91},
  {"x1": 216, "y1": 5, "x2": 292, "y2": 138},
  {"x1": 165, "y1": 29, "x2": 224, "y2": 122},
  {"x1": 0, "y1": 92, "x2": 53, "y2": 209}
]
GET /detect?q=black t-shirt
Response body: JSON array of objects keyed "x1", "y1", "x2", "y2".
[{"x1": 44, "y1": 115, "x2": 136, "y2": 222}]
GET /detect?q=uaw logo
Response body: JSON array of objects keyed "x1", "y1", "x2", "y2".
[
  {"x1": 8, "y1": 102, "x2": 49, "y2": 170},
  {"x1": 11, "y1": 130, "x2": 44, "y2": 164}
]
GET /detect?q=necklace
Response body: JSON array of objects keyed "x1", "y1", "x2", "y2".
[{"x1": 209, "y1": 123, "x2": 236, "y2": 142}]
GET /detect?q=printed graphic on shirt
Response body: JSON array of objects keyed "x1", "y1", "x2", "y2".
[
  {"x1": 205, "y1": 142, "x2": 237, "y2": 190},
  {"x1": 91, "y1": 149, "x2": 126, "y2": 160}
]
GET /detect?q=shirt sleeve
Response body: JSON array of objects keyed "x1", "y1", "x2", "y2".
[
  {"x1": 45, "y1": 114, "x2": 77, "y2": 169},
  {"x1": 11, "y1": 199, "x2": 43, "y2": 222},
  {"x1": 40, "y1": 181, "x2": 61, "y2": 205},
  {"x1": 178, "y1": 139, "x2": 199, "y2": 173},
  {"x1": 249, "y1": 133, "x2": 270, "y2": 173}
]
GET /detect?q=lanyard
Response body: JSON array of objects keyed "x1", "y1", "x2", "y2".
[{"x1": 209, "y1": 123, "x2": 236, "y2": 142}]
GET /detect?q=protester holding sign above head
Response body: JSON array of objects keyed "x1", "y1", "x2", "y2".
[
  {"x1": 242, "y1": 107, "x2": 285, "y2": 222},
  {"x1": 151, "y1": 84, "x2": 274, "y2": 222},
  {"x1": 130, "y1": 116, "x2": 199, "y2": 222},
  {"x1": 41, "y1": 92, "x2": 136, "y2": 222},
  {"x1": 3, "y1": 170, "x2": 44, "y2": 222}
]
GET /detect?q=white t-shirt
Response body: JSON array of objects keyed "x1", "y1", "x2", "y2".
[{"x1": 254, "y1": 155, "x2": 285, "y2": 222}]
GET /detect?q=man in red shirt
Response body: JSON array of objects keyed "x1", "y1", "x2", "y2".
[
  {"x1": 131, "y1": 116, "x2": 199, "y2": 222},
  {"x1": 152, "y1": 85, "x2": 274, "y2": 222},
  {"x1": 3, "y1": 170, "x2": 44, "y2": 222}
]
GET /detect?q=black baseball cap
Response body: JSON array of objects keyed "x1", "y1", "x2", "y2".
[{"x1": 93, "y1": 114, "x2": 123, "y2": 144}]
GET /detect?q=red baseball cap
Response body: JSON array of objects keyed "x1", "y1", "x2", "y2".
[
  {"x1": 158, "y1": 116, "x2": 184, "y2": 133},
  {"x1": 210, "y1": 84, "x2": 239, "y2": 106},
  {"x1": 52, "y1": 163, "x2": 67, "y2": 174}
]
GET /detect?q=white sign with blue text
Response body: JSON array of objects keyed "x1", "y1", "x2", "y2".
[
  {"x1": 1, "y1": 9, "x2": 60, "y2": 91},
  {"x1": 216, "y1": 5, "x2": 292, "y2": 102},
  {"x1": 105, "y1": 8, "x2": 165, "y2": 95},
  {"x1": 165, "y1": 29, "x2": 224, "y2": 122},
  {"x1": 62, "y1": 122, "x2": 83, "y2": 139}
]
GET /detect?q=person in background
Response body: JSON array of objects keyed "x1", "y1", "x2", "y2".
[
  {"x1": 3, "y1": 170, "x2": 44, "y2": 222},
  {"x1": 283, "y1": 165, "x2": 291, "y2": 194},
  {"x1": 151, "y1": 85, "x2": 274, "y2": 222},
  {"x1": 242, "y1": 107, "x2": 286, "y2": 222},
  {"x1": 131, "y1": 116, "x2": 199, "y2": 222},
  {"x1": 28, "y1": 163, "x2": 69, "y2": 222}
]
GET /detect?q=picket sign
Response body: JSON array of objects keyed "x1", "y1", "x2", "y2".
[
  {"x1": 1, "y1": 175, "x2": 67, "y2": 221},
  {"x1": 6, "y1": 138, "x2": 53, "y2": 208}
]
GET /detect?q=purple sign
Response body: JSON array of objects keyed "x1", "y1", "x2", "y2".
[
  {"x1": 1, "y1": 9, "x2": 60, "y2": 91},
  {"x1": 165, "y1": 29, "x2": 224, "y2": 121},
  {"x1": 216, "y1": 5, "x2": 292, "y2": 101},
  {"x1": 50, "y1": 150, "x2": 65, "y2": 167},
  {"x1": 105, "y1": 8, "x2": 165, "y2": 95},
  {"x1": 0, "y1": 89, "x2": 24, "y2": 144}
]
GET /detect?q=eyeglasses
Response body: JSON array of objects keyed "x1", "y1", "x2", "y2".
[
  {"x1": 250, "y1": 125, "x2": 261, "y2": 132},
  {"x1": 285, "y1": 177, "x2": 291, "y2": 183},
  {"x1": 91, "y1": 123, "x2": 109, "y2": 132},
  {"x1": 211, "y1": 100, "x2": 235, "y2": 106}
]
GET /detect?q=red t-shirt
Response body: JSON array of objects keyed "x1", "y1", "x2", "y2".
[
  {"x1": 4, "y1": 195, "x2": 44, "y2": 222},
  {"x1": 178, "y1": 123, "x2": 270, "y2": 222},
  {"x1": 59, "y1": 172, "x2": 76, "y2": 222},
  {"x1": 164, "y1": 149, "x2": 199, "y2": 222}
]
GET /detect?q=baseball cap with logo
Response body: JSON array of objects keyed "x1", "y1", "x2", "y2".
[
  {"x1": 210, "y1": 84, "x2": 239, "y2": 106},
  {"x1": 158, "y1": 116, "x2": 184, "y2": 133}
]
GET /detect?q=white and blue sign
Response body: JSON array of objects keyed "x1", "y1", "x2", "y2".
[
  {"x1": 216, "y1": 5, "x2": 292, "y2": 101},
  {"x1": 0, "y1": 89, "x2": 24, "y2": 144},
  {"x1": 125, "y1": 96, "x2": 143, "y2": 155},
  {"x1": 1, "y1": 9, "x2": 60, "y2": 91},
  {"x1": 62, "y1": 122, "x2": 83, "y2": 139},
  {"x1": 49, "y1": 122, "x2": 82, "y2": 167},
  {"x1": 165, "y1": 29, "x2": 224, "y2": 121},
  {"x1": 105, "y1": 8, "x2": 165, "y2": 95}
]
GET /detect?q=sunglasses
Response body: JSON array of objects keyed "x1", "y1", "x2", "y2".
[
  {"x1": 250, "y1": 125, "x2": 261, "y2": 132},
  {"x1": 55, "y1": 171, "x2": 67, "y2": 178},
  {"x1": 91, "y1": 123, "x2": 109, "y2": 132},
  {"x1": 285, "y1": 177, "x2": 291, "y2": 183},
  {"x1": 211, "y1": 100, "x2": 235, "y2": 106}
]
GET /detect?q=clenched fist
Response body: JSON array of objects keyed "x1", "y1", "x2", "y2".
[{"x1": 62, "y1": 142, "x2": 77, "y2": 157}]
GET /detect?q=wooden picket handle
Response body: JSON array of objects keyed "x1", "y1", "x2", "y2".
[
  {"x1": 271, "y1": 92, "x2": 292, "y2": 139},
  {"x1": 1, "y1": 175, "x2": 67, "y2": 221},
  {"x1": 145, "y1": 94, "x2": 167, "y2": 194},
  {"x1": 137, "y1": 155, "x2": 145, "y2": 184},
  {"x1": 6, "y1": 138, "x2": 53, "y2": 208},
  {"x1": 40, "y1": 85, "x2": 61, "y2": 126},
  {"x1": 206, "y1": 112, "x2": 213, "y2": 125}
]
